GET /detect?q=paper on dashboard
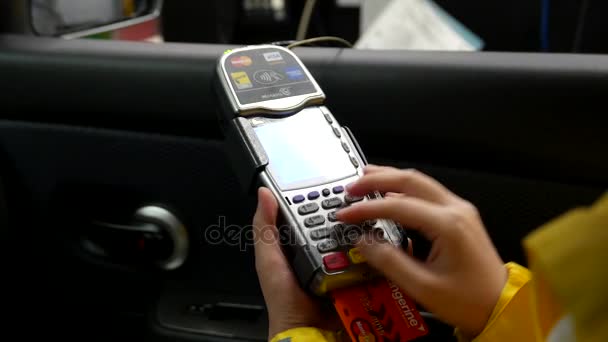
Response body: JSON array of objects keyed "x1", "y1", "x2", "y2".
[{"x1": 356, "y1": 0, "x2": 483, "y2": 51}]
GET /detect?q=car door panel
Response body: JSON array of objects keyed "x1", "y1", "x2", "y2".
[{"x1": 1, "y1": 34, "x2": 606, "y2": 341}]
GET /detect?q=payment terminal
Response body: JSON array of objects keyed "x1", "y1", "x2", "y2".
[{"x1": 213, "y1": 45, "x2": 407, "y2": 296}]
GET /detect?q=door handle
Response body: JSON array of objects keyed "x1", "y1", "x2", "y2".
[{"x1": 82, "y1": 206, "x2": 189, "y2": 271}]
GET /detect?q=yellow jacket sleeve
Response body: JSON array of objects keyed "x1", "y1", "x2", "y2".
[
  {"x1": 270, "y1": 327, "x2": 339, "y2": 342},
  {"x1": 523, "y1": 192, "x2": 608, "y2": 342},
  {"x1": 457, "y1": 192, "x2": 608, "y2": 342}
]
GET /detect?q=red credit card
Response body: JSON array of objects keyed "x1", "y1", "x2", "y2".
[{"x1": 331, "y1": 277, "x2": 429, "y2": 342}]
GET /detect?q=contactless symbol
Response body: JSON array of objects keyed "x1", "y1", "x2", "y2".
[
  {"x1": 285, "y1": 66, "x2": 305, "y2": 80},
  {"x1": 231, "y1": 71, "x2": 253, "y2": 89},
  {"x1": 263, "y1": 51, "x2": 284, "y2": 63},
  {"x1": 230, "y1": 56, "x2": 252, "y2": 67},
  {"x1": 253, "y1": 69, "x2": 285, "y2": 85}
]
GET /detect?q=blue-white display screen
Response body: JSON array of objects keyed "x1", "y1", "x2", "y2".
[{"x1": 254, "y1": 109, "x2": 356, "y2": 191}]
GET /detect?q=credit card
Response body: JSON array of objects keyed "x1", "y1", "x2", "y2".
[{"x1": 332, "y1": 277, "x2": 429, "y2": 341}]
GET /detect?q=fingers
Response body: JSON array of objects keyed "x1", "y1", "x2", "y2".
[
  {"x1": 347, "y1": 166, "x2": 454, "y2": 205},
  {"x1": 252, "y1": 187, "x2": 287, "y2": 272},
  {"x1": 384, "y1": 192, "x2": 405, "y2": 199},
  {"x1": 406, "y1": 238, "x2": 413, "y2": 257},
  {"x1": 363, "y1": 164, "x2": 397, "y2": 174},
  {"x1": 336, "y1": 197, "x2": 443, "y2": 241},
  {"x1": 357, "y1": 234, "x2": 434, "y2": 303}
]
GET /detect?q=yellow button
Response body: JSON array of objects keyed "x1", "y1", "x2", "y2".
[{"x1": 348, "y1": 248, "x2": 366, "y2": 264}]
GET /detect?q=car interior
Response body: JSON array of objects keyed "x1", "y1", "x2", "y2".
[{"x1": 1, "y1": 1, "x2": 606, "y2": 341}]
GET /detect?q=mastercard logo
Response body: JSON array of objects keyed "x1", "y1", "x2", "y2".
[
  {"x1": 350, "y1": 319, "x2": 377, "y2": 342},
  {"x1": 231, "y1": 56, "x2": 253, "y2": 67}
]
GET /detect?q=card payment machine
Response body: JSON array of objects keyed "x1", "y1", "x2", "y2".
[{"x1": 213, "y1": 45, "x2": 406, "y2": 296}]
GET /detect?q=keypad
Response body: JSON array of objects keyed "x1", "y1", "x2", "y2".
[
  {"x1": 298, "y1": 203, "x2": 320, "y2": 216},
  {"x1": 304, "y1": 215, "x2": 325, "y2": 228},
  {"x1": 324, "y1": 113, "x2": 333, "y2": 124},
  {"x1": 317, "y1": 239, "x2": 339, "y2": 253},
  {"x1": 342, "y1": 141, "x2": 351, "y2": 153},
  {"x1": 288, "y1": 182, "x2": 384, "y2": 259},
  {"x1": 350, "y1": 155, "x2": 360, "y2": 168},
  {"x1": 322, "y1": 197, "x2": 343, "y2": 210},
  {"x1": 310, "y1": 228, "x2": 331, "y2": 241}
]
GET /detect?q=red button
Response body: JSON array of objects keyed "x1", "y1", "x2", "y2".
[{"x1": 323, "y1": 252, "x2": 350, "y2": 272}]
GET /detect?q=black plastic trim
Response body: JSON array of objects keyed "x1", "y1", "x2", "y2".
[{"x1": 1, "y1": 34, "x2": 607, "y2": 187}]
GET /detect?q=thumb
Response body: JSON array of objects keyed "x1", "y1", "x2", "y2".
[
  {"x1": 252, "y1": 187, "x2": 287, "y2": 270},
  {"x1": 253, "y1": 187, "x2": 278, "y2": 236},
  {"x1": 357, "y1": 233, "x2": 434, "y2": 302}
]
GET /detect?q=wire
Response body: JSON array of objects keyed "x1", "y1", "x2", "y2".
[
  {"x1": 32, "y1": 0, "x2": 66, "y2": 27},
  {"x1": 270, "y1": 40, "x2": 299, "y2": 47},
  {"x1": 540, "y1": 0, "x2": 550, "y2": 51},
  {"x1": 296, "y1": 0, "x2": 318, "y2": 41},
  {"x1": 287, "y1": 36, "x2": 353, "y2": 49},
  {"x1": 572, "y1": 0, "x2": 590, "y2": 52}
]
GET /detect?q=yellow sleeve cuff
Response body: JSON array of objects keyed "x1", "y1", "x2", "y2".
[
  {"x1": 456, "y1": 262, "x2": 534, "y2": 342},
  {"x1": 270, "y1": 327, "x2": 338, "y2": 342}
]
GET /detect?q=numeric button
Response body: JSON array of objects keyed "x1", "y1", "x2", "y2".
[
  {"x1": 342, "y1": 225, "x2": 364, "y2": 245},
  {"x1": 363, "y1": 219, "x2": 378, "y2": 228},
  {"x1": 322, "y1": 197, "x2": 343, "y2": 210},
  {"x1": 298, "y1": 203, "x2": 319, "y2": 216},
  {"x1": 310, "y1": 228, "x2": 331, "y2": 241},
  {"x1": 317, "y1": 239, "x2": 339, "y2": 253},
  {"x1": 304, "y1": 215, "x2": 325, "y2": 228},
  {"x1": 327, "y1": 211, "x2": 338, "y2": 222},
  {"x1": 332, "y1": 223, "x2": 346, "y2": 233},
  {"x1": 345, "y1": 194, "x2": 364, "y2": 204}
]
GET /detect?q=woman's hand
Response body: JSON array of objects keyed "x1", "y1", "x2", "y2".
[
  {"x1": 336, "y1": 165, "x2": 508, "y2": 338},
  {"x1": 253, "y1": 187, "x2": 340, "y2": 339}
]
